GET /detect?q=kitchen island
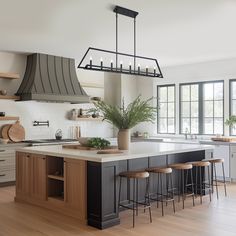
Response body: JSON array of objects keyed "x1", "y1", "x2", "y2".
[{"x1": 15, "y1": 142, "x2": 214, "y2": 229}]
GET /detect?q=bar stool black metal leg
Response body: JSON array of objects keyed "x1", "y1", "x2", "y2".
[
  {"x1": 195, "y1": 166, "x2": 198, "y2": 197},
  {"x1": 133, "y1": 178, "x2": 136, "y2": 228},
  {"x1": 213, "y1": 163, "x2": 219, "y2": 199},
  {"x1": 136, "y1": 179, "x2": 139, "y2": 216},
  {"x1": 199, "y1": 166, "x2": 203, "y2": 204},
  {"x1": 160, "y1": 173, "x2": 164, "y2": 216},
  {"x1": 222, "y1": 162, "x2": 227, "y2": 197},
  {"x1": 146, "y1": 178, "x2": 152, "y2": 223},
  {"x1": 182, "y1": 170, "x2": 185, "y2": 209},
  {"x1": 170, "y1": 173, "x2": 176, "y2": 213},
  {"x1": 178, "y1": 171, "x2": 181, "y2": 203},
  {"x1": 157, "y1": 173, "x2": 159, "y2": 208},
  {"x1": 190, "y1": 169, "x2": 195, "y2": 206},
  {"x1": 166, "y1": 173, "x2": 169, "y2": 206},
  {"x1": 208, "y1": 165, "x2": 212, "y2": 202}
]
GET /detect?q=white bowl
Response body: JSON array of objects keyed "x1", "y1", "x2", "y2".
[
  {"x1": 0, "y1": 138, "x2": 9, "y2": 144},
  {"x1": 77, "y1": 137, "x2": 90, "y2": 146}
]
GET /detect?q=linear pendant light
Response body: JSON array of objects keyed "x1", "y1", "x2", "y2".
[{"x1": 78, "y1": 5, "x2": 163, "y2": 78}]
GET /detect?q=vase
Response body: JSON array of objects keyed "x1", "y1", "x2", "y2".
[{"x1": 118, "y1": 129, "x2": 130, "y2": 150}]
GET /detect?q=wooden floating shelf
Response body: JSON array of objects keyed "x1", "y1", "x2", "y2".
[
  {"x1": 81, "y1": 82, "x2": 104, "y2": 89},
  {"x1": 48, "y1": 175, "x2": 64, "y2": 181},
  {"x1": 0, "y1": 73, "x2": 20, "y2": 80},
  {"x1": 0, "y1": 95, "x2": 20, "y2": 100},
  {"x1": 0, "y1": 116, "x2": 19, "y2": 121},
  {"x1": 71, "y1": 117, "x2": 103, "y2": 121}
]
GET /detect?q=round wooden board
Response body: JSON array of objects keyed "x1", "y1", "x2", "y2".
[
  {"x1": 1, "y1": 124, "x2": 12, "y2": 139},
  {"x1": 8, "y1": 121, "x2": 25, "y2": 142}
]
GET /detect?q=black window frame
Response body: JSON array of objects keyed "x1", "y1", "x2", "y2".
[
  {"x1": 229, "y1": 79, "x2": 236, "y2": 136},
  {"x1": 157, "y1": 84, "x2": 176, "y2": 134},
  {"x1": 179, "y1": 80, "x2": 224, "y2": 135}
]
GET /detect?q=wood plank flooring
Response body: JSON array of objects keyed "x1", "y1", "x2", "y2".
[{"x1": 0, "y1": 184, "x2": 236, "y2": 236}]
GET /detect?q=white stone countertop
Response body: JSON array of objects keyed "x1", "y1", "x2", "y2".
[{"x1": 16, "y1": 142, "x2": 214, "y2": 163}]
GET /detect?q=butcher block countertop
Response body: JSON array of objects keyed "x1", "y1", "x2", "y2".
[{"x1": 16, "y1": 142, "x2": 214, "y2": 163}]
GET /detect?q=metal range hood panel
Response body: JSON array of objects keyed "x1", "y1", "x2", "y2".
[{"x1": 16, "y1": 53, "x2": 90, "y2": 103}]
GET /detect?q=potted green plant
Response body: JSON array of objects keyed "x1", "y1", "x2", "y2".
[
  {"x1": 225, "y1": 115, "x2": 236, "y2": 130},
  {"x1": 94, "y1": 96, "x2": 157, "y2": 150}
]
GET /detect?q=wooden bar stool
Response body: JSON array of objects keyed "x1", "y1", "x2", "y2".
[
  {"x1": 146, "y1": 166, "x2": 175, "y2": 216},
  {"x1": 118, "y1": 170, "x2": 152, "y2": 227},
  {"x1": 188, "y1": 161, "x2": 212, "y2": 203},
  {"x1": 202, "y1": 158, "x2": 227, "y2": 199},
  {"x1": 168, "y1": 163, "x2": 195, "y2": 209}
]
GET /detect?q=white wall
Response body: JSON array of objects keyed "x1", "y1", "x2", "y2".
[
  {"x1": 136, "y1": 58, "x2": 236, "y2": 137},
  {"x1": 0, "y1": 52, "x2": 113, "y2": 139}
]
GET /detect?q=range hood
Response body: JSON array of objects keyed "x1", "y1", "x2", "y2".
[{"x1": 16, "y1": 53, "x2": 90, "y2": 103}]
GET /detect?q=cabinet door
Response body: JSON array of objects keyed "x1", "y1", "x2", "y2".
[
  {"x1": 16, "y1": 152, "x2": 30, "y2": 198},
  {"x1": 30, "y1": 154, "x2": 47, "y2": 200},
  {"x1": 64, "y1": 158, "x2": 86, "y2": 220},
  {"x1": 213, "y1": 145, "x2": 230, "y2": 179},
  {"x1": 230, "y1": 145, "x2": 236, "y2": 180}
]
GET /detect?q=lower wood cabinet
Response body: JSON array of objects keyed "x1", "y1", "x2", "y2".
[
  {"x1": 15, "y1": 152, "x2": 87, "y2": 222},
  {"x1": 16, "y1": 152, "x2": 46, "y2": 200}
]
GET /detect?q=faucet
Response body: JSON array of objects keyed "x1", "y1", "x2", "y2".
[{"x1": 184, "y1": 128, "x2": 189, "y2": 140}]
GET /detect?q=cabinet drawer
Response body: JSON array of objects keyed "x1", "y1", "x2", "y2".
[
  {"x1": 0, "y1": 169, "x2": 15, "y2": 183},
  {"x1": 0, "y1": 153, "x2": 15, "y2": 167}
]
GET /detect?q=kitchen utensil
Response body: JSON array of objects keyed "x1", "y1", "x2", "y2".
[
  {"x1": 0, "y1": 112, "x2": 5, "y2": 117},
  {"x1": 0, "y1": 90, "x2": 7, "y2": 95},
  {"x1": 0, "y1": 138, "x2": 9, "y2": 144},
  {"x1": 77, "y1": 137, "x2": 91, "y2": 146},
  {"x1": 8, "y1": 120, "x2": 25, "y2": 142},
  {"x1": 55, "y1": 129, "x2": 62, "y2": 140},
  {"x1": 1, "y1": 124, "x2": 11, "y2": 139}
]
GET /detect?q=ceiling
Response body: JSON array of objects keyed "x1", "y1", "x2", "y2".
[{"x1": 0, "y1": 0, "x2": 236, "y2": 67}]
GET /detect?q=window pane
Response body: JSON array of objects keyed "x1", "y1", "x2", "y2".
[
  {"x1": 159, "y1": 118, "x2": 167, "y2": 133},
  {"x1": 214, "y1": 82, "x2": 223, "y2": 100},
  {"x1": 159, "y1": 103, "x2": 167, "y2": 117},
  {"x1": 191, "y1": 85, "x2": 198, "y2": 101},
  {"x1": 191, "y1": 101, "x2": 198, "y2": 118},
  {"x1": 181, "y1": 85, "x2": 190, "y2": 101},
  {"x1": 168, "y1": 103, "x2": 175, "y2": 117},
  {"x1": 158, "y1": 87, "x2": 167, "y2": 102},
  {"x1": 214, "y1": 101, "x2": 223, "y2": 117},
  {"x1": 191, "y1": 118, "x2": 199, "y2": 134},
  {"x1": 232, "y1": 100, "x2": 236, "y2": 115},
  {"x1": 168, "y1": 118, "x2": 175, "y2": 133},
  {"x1": 182, "y1": 118, "x2": 190, "y2": 133},
  {"x1": 214, "y1": 118, "x2": 223, "y2": 135},
  {"x1": 181, "y1": 102, "x2": 190, "y2": 117},
  {"x1": 232, "y1": 82, "x2": 236, "y2": 99},
  {"x1": 204, "y1": 101, "x2": 213, "y2": 117},
  {"x1": 204, "y1": 118, "x2": 213, "y2": 134},
  {"x1": 204, "y1": 83, "x2": 213, "y2": 100},
  {"x1": 168, "y1": 87, "x2": 175, "y2": 102}
]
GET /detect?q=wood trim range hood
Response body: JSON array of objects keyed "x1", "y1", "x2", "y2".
[{"x1": 16, "y1": 53, "x2": 90, "y2": 103}]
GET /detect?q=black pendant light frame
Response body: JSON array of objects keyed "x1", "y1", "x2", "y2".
[{"x1": 78, "y1": 5, "x2": 163, "y2": 78}]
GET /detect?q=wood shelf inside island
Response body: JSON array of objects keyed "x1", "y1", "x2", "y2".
[
  {"x1": 0, "y1": 73, "x2": 20, "y2": 80},
  {"x1": 48, "y1": 174, "x2": 64, "y2": 181}
]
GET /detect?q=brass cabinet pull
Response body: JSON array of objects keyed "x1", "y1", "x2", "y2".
[
  {"x1": 0, "y1": 174, "x2": 6, "y2": 177},
  {"x1": 0, "y1": 150, "x2": 5, "y2": 152},
  {"x1": 0, "y1": 160, "x2": 5, "y2": 162}
]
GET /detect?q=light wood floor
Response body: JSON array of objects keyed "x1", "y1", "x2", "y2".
[{"x1": 1, "y1": 185, "x2": 236, "y2": 236}]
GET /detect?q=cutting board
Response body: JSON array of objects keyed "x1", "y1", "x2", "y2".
[
  {"x1": 62, "y1": 144, "x2": 118, "y2": 150},
  {"x1": 8, "y1": 121, "x2": 25, "y2": 142},
  {"x1": 211, "y1": 137, "x2": 236, "y2": 142},
  {"x1": 1, "y1": 124, "x2": 11, "y2": 139}
]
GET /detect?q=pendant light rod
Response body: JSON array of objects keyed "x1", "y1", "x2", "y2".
[{"x1": 116, "y1": 12, "x2": 118, "y2": 70}]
